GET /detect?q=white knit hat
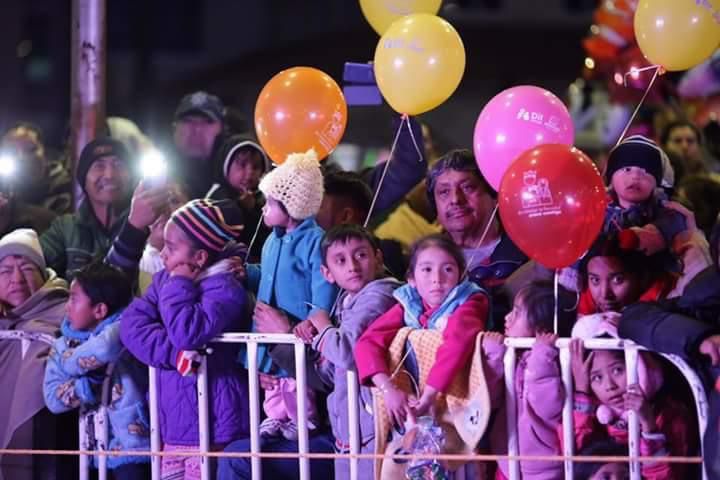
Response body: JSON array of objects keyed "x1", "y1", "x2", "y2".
[
  {"x1": 259, "y1": 149, "x2": 324, "y2": 220},
  {"x1": 0, "y1": 229, "x2": 47, "y2": 276}
]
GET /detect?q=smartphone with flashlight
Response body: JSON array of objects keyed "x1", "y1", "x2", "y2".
[
  {"x1": 140, "y1": 150, "x2": 168, "y2": 188},
  {"x1": 0, "y1": 153, "x2": 17, "y2": 197}
]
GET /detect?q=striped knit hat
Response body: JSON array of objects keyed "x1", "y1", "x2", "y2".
[{"x1": 170, "y1": 199, "x2": 245, "y2": 252}]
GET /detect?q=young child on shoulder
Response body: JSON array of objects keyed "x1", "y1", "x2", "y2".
[
  {"x1": 484, "y1": 280, "x2": 577, "y2": 480},
  {"x1": 354, "y1": 234, "x2": 489, "y2": 427},
  {"x1": 43, "y1": 261, "x2": 149, "y2": 479},
  {"x1": 561, "y1": 137, "x2": 687, "y2": 292},
  {"x1": 603, "y1": 135, "x2": 686, "y2": 257},
  {"x1": 308, "y1": 224, "x2": 402, "y2": 480},
  {"x1": 120, "y1": 198, "x2": 250, "y2": 480},
  {"x1": 244, "y1": 149, "x2": 338, "y2": 440}
]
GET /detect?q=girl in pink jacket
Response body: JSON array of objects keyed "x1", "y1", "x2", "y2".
[
  {"x1": 485, "y1": 280, "x2": 577, "y2": 480},
  {"x1": 570, "y1": 340, "x2": 694, "y2": 480}
]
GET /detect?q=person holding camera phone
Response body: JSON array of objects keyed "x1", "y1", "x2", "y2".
[
  {"x1": 40, "y1": 138, "x2": 149, "y2": 281},
  {"x1": 0, "y1": 150, "x2": 56, "y2": 239}
]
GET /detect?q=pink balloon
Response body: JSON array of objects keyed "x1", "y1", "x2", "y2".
[{"x1": 473, "y1": 86, "x2": 574, "y2": 191}]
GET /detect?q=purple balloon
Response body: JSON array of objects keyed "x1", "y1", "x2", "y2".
[{"x1": 473, "y1": 86, "x2": 575, "y2": 191}]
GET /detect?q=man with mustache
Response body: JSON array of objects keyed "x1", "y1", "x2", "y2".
[
  {"x1": 425, "y1": 149, "x2": 527, "y2": 330},
  {"x1": 39, "y1": 138, "x2": 142, "y2": 281}
]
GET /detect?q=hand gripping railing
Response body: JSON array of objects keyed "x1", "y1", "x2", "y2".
[{"x1": 503, "y1": 337, "x2": 708, "y2": 480}]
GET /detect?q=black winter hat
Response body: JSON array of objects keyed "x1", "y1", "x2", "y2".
[
  {"x1": 605, "y1": 135, "x2": 666, "y2": 186},
  {"x1": 76, "y1": 138, "x2": 129, "y2": 190}
]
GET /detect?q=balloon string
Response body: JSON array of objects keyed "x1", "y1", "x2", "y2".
[
  {"x1": 462, "y1": 204, "x2": 499, "y2": 278},
  {"x1": 622, "y1": 65, "x2": 661, "y2": 87},
  {"x1": 243, "y1": 215, "x2": 265, "y2": 264},
  {"x1": 553, "y1": 269, "x2": 559, "y2": 335},
  {"x1": 363, "y1": 113, "x2": 408, "y2": 227},
  {"x1": 615, "y1": 65, "x2": 661, "y2": 146},
  {"x1": 404, "y1": 115, "x2": 424, "y2": 162},
  {"x1": 327, "y1": 114, "x2": 411, "y2": 319}
]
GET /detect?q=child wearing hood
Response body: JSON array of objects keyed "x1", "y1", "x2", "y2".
[
  {"x1": 207, "y1": 135, "x2": 271, "y2": 262},
  {"x1": 569, "y1": 315, "x2": 695, "y2": 479}
]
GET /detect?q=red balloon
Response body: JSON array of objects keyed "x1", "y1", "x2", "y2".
[{"x1": 498, "y1": 144, "x2": 607, "y2": 269}]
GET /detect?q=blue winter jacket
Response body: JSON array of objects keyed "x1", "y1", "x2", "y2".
[
  {"x1": 246, "y1": 217, "x2": 338, "y2": 372},
  {"x1": 43, "y1": 311, "x2": 150, "y2": 468}
]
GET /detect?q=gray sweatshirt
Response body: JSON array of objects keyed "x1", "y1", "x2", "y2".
[{"x1": 312, "y1": 277, "x2": 402, "y2": 452}]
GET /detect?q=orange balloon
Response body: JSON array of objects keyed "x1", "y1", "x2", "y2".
[{"x1": 255, "y1": 67, "x2": 348, "y2": 164}]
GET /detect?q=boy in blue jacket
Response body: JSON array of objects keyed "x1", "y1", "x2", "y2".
[{"x1": 43, "y1": 261, "x2": 149, "y2": 479}]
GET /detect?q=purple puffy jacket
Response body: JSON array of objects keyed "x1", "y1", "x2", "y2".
[{"x1": 120, "y1": 262, "x2": 250, "y2": 446}]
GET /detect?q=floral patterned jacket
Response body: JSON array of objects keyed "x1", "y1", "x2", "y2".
[{"x1": 43, "y1": 311, "x2": 150, "y2": 468}]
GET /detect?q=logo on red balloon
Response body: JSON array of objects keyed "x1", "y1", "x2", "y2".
[{"x1": 519, "y1": 170, "x2": 560, "y2": 217}]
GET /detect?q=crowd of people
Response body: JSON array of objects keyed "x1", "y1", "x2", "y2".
[{"x1": 0, "y1": 89, "x2": 719, "y2": 480}]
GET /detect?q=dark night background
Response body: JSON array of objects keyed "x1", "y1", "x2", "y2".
[{"x1": 0, "y1": 0, "x2": 594, "y2": 157}]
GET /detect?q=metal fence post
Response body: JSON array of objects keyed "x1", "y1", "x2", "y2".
[
  {"x1": 78, "y1": 413, "x2": 89, "y2": 480},
  {"x1": 197, "y1": 356, "x2": 211, "y2": 480},
  {"x1": 148, "y1": 367, "x2": 161, "y2": 480},
  {"x1": 346, "y1": 369, "x2": 360, "y2": 480},
  {"x1": 294, "y1": 343, "x2": 310, "y2": 480},
  {"x1": 559, "y1": 343, "x2": 574, "y2": 479},
  {"x1": 503, "y1": 346, "x2": 519, "y2": 480},
  {"x1": 625, "y1": 346, "x2": 641, "y2": 480},
  {"x1": 247, "y1": 342, "x2": 262, "y2": 480},
  {"x1": 95, "y1": 405, "x2": 108, "y2": 480}
]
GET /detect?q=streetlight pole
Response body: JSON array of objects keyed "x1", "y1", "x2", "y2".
[{"x1": 70, "y1": 0, "x2": 106, "y2": 209}]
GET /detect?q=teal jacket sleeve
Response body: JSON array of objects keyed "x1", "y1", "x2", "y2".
[{"x1": 247, "y1": 263, "x2": 261, "y2": 294}]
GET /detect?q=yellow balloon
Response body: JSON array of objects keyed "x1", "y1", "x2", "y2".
[
  {"x1": 359, "y1": 0, "x2": 442, "y2": 35},
  {"x1": 634, "y1": 0, "x2": 720, "y2": 71},
  {"x1": 374, "y1": 14, "x2": 465, "y2": 115}
]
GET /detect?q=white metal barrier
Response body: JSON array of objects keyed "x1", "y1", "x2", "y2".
[
  {"x1": 55, "y1": 333, "x2": 706, "y2": 480},
  {"x1": 0, "y1": 330, "x2": 55, "y2": 359},
  {"x1": 503, "y1": 337, "x2": 709, "y2": 480},
  {"x1": 144, "y1": 333, "x2": 360, "y2": 480}
]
